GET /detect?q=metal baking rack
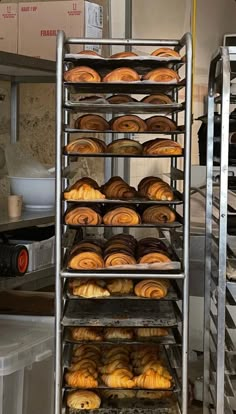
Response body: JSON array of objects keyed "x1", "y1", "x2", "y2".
[
  {"x1": 203, "y1": 46, "x2": 236, "y2": 414},
  {"x1": 55, "y1": 31, "x2": 192, "y2": 414}
]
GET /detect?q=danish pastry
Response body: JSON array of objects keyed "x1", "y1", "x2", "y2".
[
  {"x1": 145, "y1": 116, "x2": 177, "y2": 132},
  {"x1": 141, "y1": 94, "x2": 173, "y2": 105},
  {"x1": 68, "y1": 252, "x2": 104, "y2": 270},
  {"x1": 64, "y1": 66, "x2": 101, "y2": 82},
  {"x1": 142, "y1": 206, "x2": 176, "y2": 224},
  {"x1": 107, "y1": 139, "x2": 143, "y2": 155},
  {"x1": 71, "y1": 327, "x2": 103, "y2": 342},
  {"x1": 67, "y1": 390, "x2": 101, "y2": 409},
  {"x1": 65, "y1": 137, "x2": 106, "y2": 154},
  {"x1": 103, "y1": 67, "x2": 140, "y2": 82},
  {"x1": 151, "y1": 47, "x2": 180, "y2": 58},
  {"x1": 65, "y1": 206, "x2": 102, "y2": 226},
  {"x1": 138, "y1": 253, "x2": 171, "y2": 265},
  {"x1": 143, "y1": 68, "x2": 180, "y2": 83},
  {"x1": 75, "y1": 114, "x2": 109, "y2": 131},
  {"x1": 143, "y1": 138, "x2": 182, "y2": 155},
  {"x1": 110, "y1": 115, "x2": 147, "y2": 132},
  {"x1": 103, "y1": 207, "x2": 141, "y2": 226},
  {"x1": 106, "y1": 279, "x2": 134, "y2": 295},
  {"x1": 105, "y1": 252, "x2": 136, "y2": 267}
]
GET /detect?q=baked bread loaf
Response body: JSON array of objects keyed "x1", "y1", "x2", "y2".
[
  {"x1": 110, "y1": 51, "x2": 138, "y2": 58},
  {"x1": 143, "y1": 68, "x2": 180, "y2": 83},
  {"x1": 71, "y1": 327, "x2": 103, "y2": 342},
  {"x1": 136, "y1": 328, "x2": 169, "y2": 337},
  {"x1": 70, "y1": 279, "x2": 110, "y2": 297},
  {"x1": 102, "y1": 368, "x2": 135, "y2": 388},
  {"x1": 138, "y1": 176, "x2": 174, "y2": 201},
  {"x1": 65, "y1": 370, "x2": 98, "y2": 388},
  {"x1": 142, "y1": 206, "x2": 176, "y2": 224},
  {"x1": 102, "y1": 176, "x2": 137, "y2": 199},
  {"x1": 134, "y1": 279, "x2": 170, "y2": 299},
  {"x1": 75, "y1": 114, "x2": 109, "y2": 131},
  {"x1": 103, "y1": 207, "x2": 141, "y2": 226},
  {"x1": 64, "y1": 66, "x2": 101, "y2": 82},
  {"x1": 134, "y1": 368, "x2": 172, "y2": 389},
  {"x1": 110, "y1": 115, "x2": 147, "y2": 132},
  {"x1": 107, "y1": 279, "x2": 134, "y2": 295},
  {"x1": 65, "y1": 206, "x2": 102, "y2": 225},
  {"x1": 141, "y1": 94, "x2": 173, "y2": 105},
  {"x1": 104, "y1": 328, "x2": 134, "y2": 340},
  {"x1": 65, "y1": 137, "x2": 106, "y2": 154},
  {"x1": 143, "y1": 138, "x2": 182, "y2": 155},
  {"x1": 145, "y1": 116, "x2": 177, "y2": 132},
  {"x1": 67, "y1": 390, "x2": 101, "y2": 409},
  {"x1": 103, "y1": 67, "x2": 140, "y2": 82},
  {"x1": 107, "y1": 95, "x2": 137, "y2": 104},
  {"x1": 151, "y1": 47, "x2": 180, "y2": 58},
  {"x1": 107, "y1": 139, "x2": 143, "y2": 155}
]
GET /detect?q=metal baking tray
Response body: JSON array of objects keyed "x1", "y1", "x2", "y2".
[
  {"x1": 62, "y1": 300, "x2": 180, "y2": 327},
  {"x1": 63, "y1": 152, "x2": 184, "y2": 159},
  {"x1": 64, "y1": 127, "x2": 185, "y2": 136}
]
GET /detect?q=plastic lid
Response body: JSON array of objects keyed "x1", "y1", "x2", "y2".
[{"x1": 0, "y1": 318, "x2": 54, "y2": 376}]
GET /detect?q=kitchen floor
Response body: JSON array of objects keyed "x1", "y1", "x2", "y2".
[{"x1": 189, "y1": 405, "x2": 202, "y2": 413}]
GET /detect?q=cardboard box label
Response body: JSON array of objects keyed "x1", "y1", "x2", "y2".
[{"x1": 0, "y1": 3, "x2": 18, "y2": 53}]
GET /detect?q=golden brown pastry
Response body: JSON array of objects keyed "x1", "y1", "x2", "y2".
[
  {"x1": 105, "y1": 253, "x2": 136, "y2": 267},
  {"x1": 65, "y1": 206, "x2": 102, "y2": 226},
  {"x1": 131, "y1": 347, "x2": 159, "y2": 361},
  {"x1": 107, "y1": 95, "x2": 137, "y2": 104},
  {"x1": 138, "y1": 253, "x2": 171, "y2": 265},
  {"x1": 102, "y1": 176, "x2": 137, "y2": 199},
  {"x1": 67, "y1": 390, "x2": 101, "y2": 410},
  {"x1": 70, "y1": 241, "x2": 103, "y2": 256},
  {"x1": 143, "y1": 68, "x2": 180, "y2": 83},
  {"x1": 110, "y1": 52, "x2": 138, "y2": 58},
  {"x1": 104, "y1": 328, "x2": 134, "y2": 340},
  {"x1": 105, "y1": 346, "x2": 130, "y2": 359},
  {"x1": 104, "y1": 354, "x2": 130, "y2": 365},
  {"x1": 106, "y1": 279, "x2": 134, "y2": 295},
  {"x1": 143, "y1": 138, "x2": 182, "y2": 155},
  {"x1": 141, "y1": 94, "x2": 173, "y2": 105},
  {"x1": 65, "y1": 137, "x2": 106, "y2": 154},
  {"x1": 110, "y1": 115, "x2": 147, "y2": 132},
  {"x1": 64, "y1": 66, "x2": 101, "y2": 82},
  {"x1": 103, "y1": 67, "x2": 140, "y2": 82},
  {"x1": 75, "y1": 114, "x2": 109, "y2": 131},
  {"x1": 79, "y1": 50, "x2": 101, "y2": 57},
  {"x1": 99, "y1": 360, "x2": 131, "y2": 374},
  {"x1": 136, "y1": 328, "x2": 169, "y2": 337},
  {"x1": 69, "y1": 360, "x2": 98, "y2": 378},
  {"x1": 145, "y1": 116, "x2": 177, "y2": 132},
  {"x1": 141, "y1": 362, "x2": 172, "y2": 380},
  {"x1": 107, "y1": 139, "x2": 143, "y2": 155},
  {"x1": 71, "y1": 327, "x2": 103, "y2": 342},
  {"x1": 68, "y1": 251, "x2": 104, "y2": 270},
  {"x1": 151, "y1": 47, "x2": 180, "y2": 58},
  {"x1": 64, "y1": 179, "x2": 105, "y2": 201},
  {"x1": 103, "y1": 207, "x2": 141, "y2": 226},
  {"x1": 142, "y1": 206, "x2": 176, "y2": 224},
  {"x1": 73, "y1": 344, "x2": 101, "y2": 357},
  {"x1": 65, "y1": 370, "x2": 98, "y2": 388},
  {"x1": 134, "y1": 279, "x2": 170, "y2": 298},
  {"x1": 102, "y1": 368, "x2": 135, "y2": 388},
  {"x1": 134, "y1": 368, "x2": 172, "y2": 389},
  {"x1": 70, "y1": 279, "x2": 109, "y2": 297},
  {"x1": 138, "y1": 176, "x2": 174, "y2": 201},
  {"x1": 102, "y1": 390, "x2": 136, "y2": 399}
]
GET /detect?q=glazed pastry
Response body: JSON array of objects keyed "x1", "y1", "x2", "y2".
[
  {"x1": 75, "y1": 114, "x2": 109, "y2": 131},
  {"x1": 143, "y1": 138, "x2": 182, "y2": 155},
  {"x1": 104, "y1": 328, "x2": 134, "y2": 340},
  {"x1": 142, "y1": 206, "x2": 176, "y2": 224},
  {"x1": 107, "y1": 139, "x2": 143, "y2": 155},
  {"x1": 102, "y1": 176, "x2": 137, "y2": 199},
  {"x1": 102, "y1": 368, "x2": 135, "y2": 388},
  {"x1": 106, "y1": 279, "x2": 134, "y2": 295},
  {"x1": 65, "y1": 370, "x2": 98, "y2": 388},
  {"x1": 64, "y1": 184, "x2": 105, "y2": 201},
  {"x1": 107, "y1": 95, "x2": 137, "y2": 104},
  {"x1": 67, "y1": 390, "x2": 101, "y2": 409},
  {"x1": 103, "y1": 68, "x2": 140, "y2": 82},
  {"x1": 145, "y1": 116, "x2": 177, "y2": 132},
  {"x1": 65, "y1": 206, "x2": 102, "y2": 226},
  {"x1": 79, "y1": 50, "x2": 101, "y2": 56},
  {"x1": 141, "y1": 94, "x2": 173, "y2": 105},
  {"x1": 102, "y1": 390, "x2": 135, "y2": 399},
  {"x1": 151, "y1": 47, "x2": 180, "y2": 58},
  {"x1": 68, "y1": 251, "x2": 104, "y2": 270},
  {"x1": 71, "y1": 327, "x2": 103, "y2": 342},
  {"x1": 110, "y1": 115, "x2": 147, "y2": 132},
  {"x1": 136, "y1": 390, "x2": 172, "y2": 399},
  {"x1": 70, "y1": 279, "x2": 109, "y2": 296},
  {"x1": 138, "y1": 176, "x2": 174, "y2": 201},
  {"x1": 138, "y1": 253, "x2": 171, "y2": 265},
  {"x1": 110, "y1": 51, "x2": 138, "y2": 58},
  {"x1": 65, "y1": 137, "x2": 106, "y2": 154},
  {"x1": 99, "y1": 360, "x2": 131, "y2": 374},
  {"x1": 103, "y1": 207, "x2": 141, "y2": 226},
  {"x1": 134, "y1": 368, "x2": 172, "y2": 389},
  {"x1": 136, "y1": 328, "x2": 169, "y2": 337},
  {"x1": 105, "y1": 253, "x2": 136, "y2": 267},
  {"x1": 64, "y1": 66, "x2": 101, "y2": 82},
  {"x1": 134, "y1": 279, "x2": 170, "y2": 299},
  {"x1": 143, "y1": 68, "x2": 180, "y2": 83}
]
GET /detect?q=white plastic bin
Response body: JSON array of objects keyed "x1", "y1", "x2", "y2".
[{"x1": 0, "y1": 316, "x2": 54, "y2": 414}]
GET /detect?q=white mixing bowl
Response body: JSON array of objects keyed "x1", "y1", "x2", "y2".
[{"x1": 9, "y1": 176, "x2": 55, "y2": 210}]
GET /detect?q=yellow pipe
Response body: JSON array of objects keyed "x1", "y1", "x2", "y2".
[{"x1": 191, "y1": 0, "x2": 197, "y2": 108}]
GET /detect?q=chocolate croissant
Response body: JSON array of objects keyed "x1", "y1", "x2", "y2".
[
  {"x1": 107, "y1": 139, "x2": 143, "y2": 155},
  {"x1": 102, "y1": 176, "x2": 137, "y2": 199},
  {"x1": 65, "y1": 370, "x2": 98, "y2": 388},
  {"x1": 104, "y1": 328, "x2": 134, "y2": 340},
  {"x1": 64, "y1": 66, "x2": 101, "y2": 82},
  {"x1": 134, "y1": 368, "x2": 172, "y2": 389},
  {"x1": 107, "y1": 95, "x2": 137, "y2": 104},
  {"x1": 110, "y1": 115, "x2": 147, "y2": 132},
  {"x1": 71, "y1": 327, "x2": 103, "y2": 342},
  {"x1": 143, "y1": 138, "x2": 182, "y2": 155},
  {"x1": 110, "y1": 51, "x2": 138, "y2": 58},
  {"x1": 68, "y1": 252, "x2": 104, "y2": 270},
  {"x1": 67, "y1": 390, "x2": 101, "y2": 409},
  {"x1": 102, "y1": 368, "x2": 135, "y2": 388},
  {"x1": 103, "y1": 67, "x2": 140, "y2": 82},
  {"x1": 151, "y1": 47, "x2": 180, "y2": 58},
  {"x1": 138, "y1": 176, "x2": 174, "y2": 201},
  {"x1": 107, "y1": 279, "x2": 134, "y2": 294},
  {"x1": 75, "y1": 114, "x2": 109, "y2": 131},
  {"x1": 70, "y1": 279, "x2": 110, "y2": 297},
  {"x1": 136, "y1": 328, "x2": 169, "y2": 337},
  {"x1": 143, "y1": 68, "x2": 180, "y2": 83},
  {"x1": 142, "y1": 206, "x2": 176, "y2": 224},
  {"x1": 134, "y1": 279, "x2": 170, "y2": 299},
  {"x1": 65, "y1": 137, "x2": 106, "y2": 154},
  {"x1": 65, "y1": 206, "x2": 102, "y2": 226},
  {"x1": 141, "y1": 94, "x2": 173, "y2": 105},
  {"x1": 103, "y1": 207, "x2": 141, "y2": 226},
  {"x1": 145, "y1": 116, "x2": 177, "y2": 132}
]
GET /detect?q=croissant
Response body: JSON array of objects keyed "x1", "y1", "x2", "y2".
[
  {"x1": 151, "y1": 47, "x2": 180, "y2": 58},
  {"x1": 145, "y1": 116, "x2": 177, "y2": 132},
  {"x1": 102, "y1": 368, "x2": 135, "y2": 388},
  {"x1": 73, "y1": 344, "x2": 101, "y2": 357},
  {"x1": 107, "y1": 95, "x2": 137, "y2": 104},
  {"x1": 138, "y1": 253, "x2": 171, "y2": 265},
  {"x1": 136, "y1": 328, "x2": 169, "y2": 337},
  {"x1": 110, "y1": 115, "x2": 147, "y2": 132},
  {"x1": 107, "y1": 139, "x2": 143, "y2": 155},
  {"x1": 143, "y1": 68, "x2": 180, "y2": 83},
  {"x1": 143, "y1": 138, "x2": 182, "y2": 155},
  {"x1": 103, "y1": 67, "x2": 140, "y2": 82},
  {"x1": 106, "y1": 279, "x2": 134, "y2": 295},
  {"x1": 71, "y1": 279, "x2": 109, "y2": 297},
  {"x1": 105, "y1": 253, "x2": 136, "y2": 267},
  {"x1": 141, "y1": 94, "x2": 173, "y2": 105},
  {"x1": 132, "y1": 353, "x2": 160, "y2": 369},
  {"x1": 106, "y1": 346, "x2": 130, "y2": 359},
  {"x1": 68, "y1": 252, "x2": 104, "y2": 270},
  {"x1": 64, "y1": 184, "x2": 105, "y2": 201},
  {"x1": 67, "y1": 390, "x2": 101, "y2": 409},
  {"x1": 102, "y1": 390, "x2": 136, "y2": 399},
  {"x1": 65, "y1": 370, "x2": 98, "y2": 388},
  {"x1": 103, "y1": 207, "x2": 141, "y2": 226},
  {"x1": 65, "y1": 206, "x2": 102, "y2": 226},
  {"x1": 65, "y1": 137, "x2": 106, "y2": 154},
  {"x1": 110, "y1": 51, "x2": 138, "y2": 58},
  {"x1": 71, "y1": 327, "x2": 103, "y2": 342},
  {"x1": 78, "y1": 50, "x2": 101, "y2": 56},
  {"x1": 99, "y1": 360, "x2": 131, "y2": 374},
  {"x1": 141, "y1": 362, "x2": 172, "y2": 380},
  {"x1": 131, "y1": 347, "x2": 159, "y2": 361},
  {"x1": 142, "y1": 206, "x2": 176, "y2": 224},
  {"x1": 102, "y1": 177, "x2": 137, "y2": 199},
  {"x1": 104, "y1": 328, "x2": 134, "y2": 340},
  {"x1": 75, "y1": 114, "x2": 109, "y2": 131},
  {"x1": 67, "y1": 177, "x2": 99, "y2": 189},
  {"x1": 69, "y1": 360, "x2": 98, "y2": 378},
  {"x1": 134, "y1": 368, "x2": 172, "y2": 389},
  {"x1": 64, "y1": 66, "x2": 101, "y2": 82},
  {"x1": 138, "y1": 176, "x2": 174, "y2": 201}
]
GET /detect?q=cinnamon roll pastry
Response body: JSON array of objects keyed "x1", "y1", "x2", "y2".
[
  {"x1": 65, "y1": 370, "x2": 98, "y2": 388},
  {"x1": 103, "y1": 67, "x2": 140, "y2": 83},
  {"x1": 102, "y1": 176, "x2": 137, "y2": 199},
  {"x1": 110, "y1": 115, "x2": 147, "y2": 133},
  {"x1": 103, "y1": 207, "x2": 141, "y2": 226},
  {"x1": 64, "y1": 66, "x2": 101, "y2": 82},
  {"x1": 142, "y1": 206, "x2": 176, "y2": 224},
  {"x1": 138, "y1": 253, "x2": 171, "y2": 265},
  {"x1": 151, "y1": 47, "x2": 180, "y2": 58},
  {"x1": 67, "y1": 390, "x2": 101, "y2": 410},
  {"x1": 71, "y1": 279, "x2": 110, "y2": 297},
  {"x1": 65, "y1": 137, "x2": 106, "y2": 154},
  {"x1": 65, "y1": 206, "x2": 102, "y2": 226},
  {"x1": 110, "y1": 51, "x2": 138, "y2": 58},
  {"x1": 134, "y1": 279, "x2": 170, "y2": 299},
  {"x1": 141, "y1": 94, "x2": 173, "y2": 105},
  {"x1": 143, "y1": 138, "x2": 182, "y2": 155},
  {"x1": 107, "y1": 139, "x2": 143, "y2": 155},
  {"x1": 104, "y1": 328, "x2": 134, "y2": 340},
  {"x1": 105, "y1": 252, "x2": 136, "y2": 268},
  {"x1": 64, "y1": 184, "x2": 105, "y2": 201},
  {"x1": 71, "y1": 327, "x2": 103, "y2": 342},
  {"x1": 136, "y1": 328, "x2": 169, "y2": 338},
  {"x1": 107, "y1": 95, "x2": 137, "y2": 104},
  {"x1": 75, "y1": 114, "x2": 109, "y2": 131},
  {"x1": 68, "y1": 252, "x2": 104, "y2": 270},
  {"x1": 134, "y1": 368, "x2": 172, "y2": 390},
  {"x1": 146, "y1": 116, "x2": 177, "y2": 132},
  {"x1": 143, "y1": 68, "x2": 180, "y2": 83},
  {"x1": 138, "y1": 176, "x2": 174, "y2": 201},
  {"x1": 107, "y1": 279, "x2": 134, "y2": 295},
  {"x1": 102, "y1": 368, "x2": 135, "y2": 389}
]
